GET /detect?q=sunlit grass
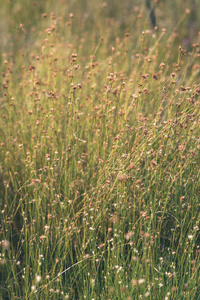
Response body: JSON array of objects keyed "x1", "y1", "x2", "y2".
[{"x1": 0, "y1": 0, "x2": 199, "y2": 299}]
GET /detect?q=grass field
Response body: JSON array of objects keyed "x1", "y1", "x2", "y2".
[{"x1": 0, "y1": 0, "x2": 199, "y2": 299}]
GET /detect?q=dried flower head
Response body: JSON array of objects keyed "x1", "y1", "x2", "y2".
[
  {"x1": 117, "y1": 174, "x2": 127, "y2": 182},
  {"x1": 125, "y1": 231, "x2": 134, "y2": 240},
  {"x1": 2, "y1": 240, "x2": 10, "y2": 250}
]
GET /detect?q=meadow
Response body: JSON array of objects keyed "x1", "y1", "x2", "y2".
[{"x1": 0, "y1": 0, "x2": 199, "y2": 299}]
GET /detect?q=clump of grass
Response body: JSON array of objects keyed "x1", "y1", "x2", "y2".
[{"x1": 0, "y1": 0, "x2": 199, "y2": 299}]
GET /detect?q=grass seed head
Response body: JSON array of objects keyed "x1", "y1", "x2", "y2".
[
  {"x1": 117, "y1": 174, "x2": 127, "y2": 182},
  {"x1": 2, "y1": 240, "x2": 10, "y2": 250}
]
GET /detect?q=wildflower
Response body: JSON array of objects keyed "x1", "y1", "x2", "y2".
[
  {"x1": 132, "y1": 256, "x2": 138, "y2": 262},
  {"x1": 132, "y1": 279, "x2": 137, "y2": 286},
  {"x1": 36, "y1": 275, "x2": 41, "y2": 283},
  {"x1": 138, "y1": 279, "x2": 145, "y2": 285},
  {"x1": 117, "y1": 174, "x2": 127, "y2": 182},
  {"x1": 91, "y1": 279, "x2": 95, "y2": 286},
  {"x1": 2, "y1": 240, "x2": 10, "y2": 250},
  {"x1": 31, "y1": 285, "x2": 36, "y2": 291},
  {"x1": 128, "y1": 163, "x2": 135, "y2": 169},
  {"x1": 159, "y1": 62, "x2": 166, "y2": 68},
  {"x1": 125, "y1": 231, "x2": 134, "y2": 240},
  {"x1": 0, "y1": 258, "x2": 6, "y2": 264},
  {"x1": 110, "y1": 215, "x2": 118, "y2": 224}
]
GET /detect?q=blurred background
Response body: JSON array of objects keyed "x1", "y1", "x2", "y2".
[{"x1": 0, "y1": 0, "x2": 200, "y2": 57}]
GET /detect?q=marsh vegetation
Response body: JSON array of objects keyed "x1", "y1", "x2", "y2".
[{"x1": 0, "y1": 0, "x2": 199, "y2": 299}]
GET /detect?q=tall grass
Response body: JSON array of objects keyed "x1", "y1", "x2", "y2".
[{"x1": 0, "y1": 0, "x2": 199, "y2": 299}]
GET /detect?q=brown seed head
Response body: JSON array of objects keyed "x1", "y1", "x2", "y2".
[{"x1": 118, "y1": 174, "x2": 127, "y2": 182}]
